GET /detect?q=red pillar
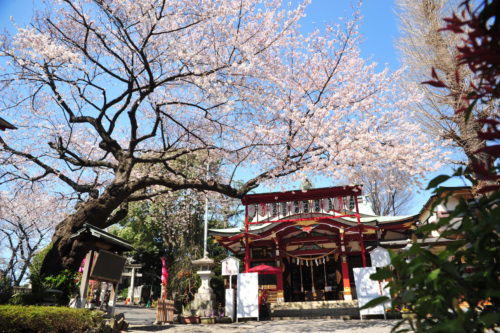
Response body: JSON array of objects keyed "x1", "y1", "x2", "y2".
[
  {"x1": 354, "y1": 196, "x2": 367, "y2": 267},
  {"x1": 276, "y1": 273, "x2": 283, "y2": 291},
  {"x1": 244, "y1": 205, "x2": 250, "y2": 272},
  {"x1": 274, "y1": 237, "x2": 284, "y2": 302},
  {"x1": 339, "y1": 228, "x2": 352, "y2": 301}
]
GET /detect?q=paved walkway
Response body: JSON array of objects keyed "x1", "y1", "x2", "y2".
[
  {"x1": 127, "y1": 319, "x2": 399, "y2": 333},
  {"x1": 115, "y1": 304, "x2": 401, "y2": 333},
  {"x1": 115, "y1": 304, "x2": 157, "y2": 326}
]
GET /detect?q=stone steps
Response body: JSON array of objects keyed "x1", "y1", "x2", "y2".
[{"x1": 269, "y1": 300, "x2": 360, "y2": 319}]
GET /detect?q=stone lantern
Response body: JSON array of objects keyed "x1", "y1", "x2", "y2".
[{"x1": 188, "y1": 257, "x2": 217, "y2": 317}]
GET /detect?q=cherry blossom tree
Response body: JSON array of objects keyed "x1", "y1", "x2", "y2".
[
  {"x1": 0, "y1": 0, "x2": 441, "y2": 275},
  {"x1": 360, "y1": 173, "x2": 414, "y2": 216},
  {"x1": 0, "y1": 189, "x2": 65, "y2": 285}
]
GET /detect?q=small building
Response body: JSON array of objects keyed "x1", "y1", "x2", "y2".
[
  {"x1": 418, "y1": 186, "x2": 473, "y2": 230},
  {"x1": 415, "y1": 186, "x2": 473, "y2": 247},
  {"x1": 210, "y1": 186, "x2": 417, "y2": 303},
  {"x1": 71, "y1": 223, "x2": 133, "y2": 314}
]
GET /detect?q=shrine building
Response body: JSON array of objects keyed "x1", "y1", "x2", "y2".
[{"x1": 210, "y1": 185, "x2": 417, "y2": 303}]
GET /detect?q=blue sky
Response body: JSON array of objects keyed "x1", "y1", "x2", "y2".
[
  {"x1": 301, "y1": 0, "x2": 401, "y2": 70},
  {"x1": 1, "y1": 0, "x2": 400, "y2": 68},
  {"x1": 0, "y1": 0, "x2": 467, "y2": 214}
]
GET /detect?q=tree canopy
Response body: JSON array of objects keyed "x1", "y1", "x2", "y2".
[
  {"x1": 396, "y1": 0, "x2": 495, "y2": 172},
  {"x1": 368, "y1": 0, "x2": 499, "y2": 331},
  {"x1": 0, "y1": 188, "x2": 64, "y2": 285},
  {"x1": 0, "y1": 0, "x2": 441, "y2": 275}
]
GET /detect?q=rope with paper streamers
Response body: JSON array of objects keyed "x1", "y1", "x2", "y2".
[{"x1": 284, "y1": 248, "x2": 339, "y2": 266}]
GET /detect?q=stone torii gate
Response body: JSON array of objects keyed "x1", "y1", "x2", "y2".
[{"x1": 122, "y1": 263, "x2": 143, "y2": 304}]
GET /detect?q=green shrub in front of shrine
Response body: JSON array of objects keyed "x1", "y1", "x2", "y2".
[{"x1": 0, "y1": 305, "x2": 104, "y2": 333}]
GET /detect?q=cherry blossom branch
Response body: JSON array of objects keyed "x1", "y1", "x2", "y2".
[{"x1": 0, "y1": 137, "x2": 99, "y2": 197}]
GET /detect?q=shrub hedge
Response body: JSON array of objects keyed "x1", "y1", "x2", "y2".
[{"x1": 0, "y1": 305, "x2": 103, "y2": 333}]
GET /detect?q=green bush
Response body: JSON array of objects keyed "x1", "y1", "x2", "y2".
[
  {"x1": 28, "y1": 245, "x2": 53, "y2": 295},
  {"x1": 0, "y1": 305, "x2": 103, "y2": 333},
  {"x1": 119, "y1": 287, "x2": 128, "y2": 300},
  {"x1": 8, "y1": 293, "x2": 40, "y2": 305},
  {"x1": 42, "y1": 269, "x2": 79, "y2": 305}
]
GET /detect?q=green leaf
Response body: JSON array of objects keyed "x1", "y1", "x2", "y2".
[
  {"x1": 359, "y1": 296, "x2": 390, "y2": 310},
  {"x1": 479, "y1": 312, "x2": 499, "y2": 327},
  {"x1": 427, "y1": 268, "x2": 440, "y2": 280},
  {"x1": 370, "y1": 268, "x2": 393, "y2": 281},
  {"x1": 426, "y1": 175, "x2": 451, "y2": 190},
  {"x1": 401, "y1": 290, "x2": 416, "y2": 303},
  {"x1": 416, "y1": 223, "x2": 439, "y2": 234}
]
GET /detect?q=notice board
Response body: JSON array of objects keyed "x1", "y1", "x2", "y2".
[
  {"x1": 353, "y1": 267, "x2": 390, "y2": 318},
  {"x1": 90, "y1": 250, "x2": 126, "y2": 283},
  {"x1": 237, "y1": 272, "x2": 259, "y2": 320}
]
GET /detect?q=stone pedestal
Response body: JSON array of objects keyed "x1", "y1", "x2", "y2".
[{"x1": 186, "y1": 257, "x2": 217, "y2": 317}]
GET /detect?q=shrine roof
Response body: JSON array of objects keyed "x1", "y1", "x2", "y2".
[
  {"x1": 210, "y1": 223, "x2": 273, "y2": 235},
  {"x1": 71, "y1": 223, "x2": 134, "y2": 252},
  {"x1": 209, "y1": 214, "x2": 416, "y2": 237},
  {"x1": 342, "y1": 215, "x2": 415, "y2": 224},
  {"x1": 241, "y1": 185, "x2": 362, "y2": 205}
]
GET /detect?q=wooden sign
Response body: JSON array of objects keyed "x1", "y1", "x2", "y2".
[{"x1": 90, "y1": 250, "x2": 126, "y2": 282}]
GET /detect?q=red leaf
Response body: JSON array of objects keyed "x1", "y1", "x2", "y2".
[
  {"x1": 475, "y1": 145, "x2": 500, "y2": 157},
  {"x1": 478, "y1": 119, "x2": 500, "y2": 126},
  {"x1": 477, "y1": 184, "x2": 500, "y2": 194},
  {"x1": 478, "y1": 131, "x2": 500, "y2": 140},
  {"x1": 422, "y1": 80, "x2": 447, "y2": 88},
  {"x1": 431, "y1": 67, "x2": 439, "y2": 80}
]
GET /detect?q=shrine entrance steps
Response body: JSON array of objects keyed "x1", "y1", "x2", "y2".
[{"x1": 269, "y1": 300, "x2": 359, "y2": 320}]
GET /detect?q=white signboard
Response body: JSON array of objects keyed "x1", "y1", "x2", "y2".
[
  {"x1": 225, "y1": 289, "x2": 235, "y2": 321},
  {"x1": 353, "y1": 267, "x2": 390, "y2": 318},
  {"x1": 221, "y1": 256, "x2": 240, "y2": 276},
  {"x1": 370, "y1": 247, "x2": 391, "y2": 268},
  {"x1": 237, "y1": 273, "x2": 259, "y2": 320}
]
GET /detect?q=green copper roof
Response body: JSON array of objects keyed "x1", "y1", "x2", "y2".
[{"x1": 209, "y1": 214, "x2": 416, "y2": 236}]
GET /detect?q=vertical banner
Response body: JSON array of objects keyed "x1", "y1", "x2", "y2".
[
  {"x1": 222, "y1": 256, "x2": 240, "y2": 321},
  {"x1": 237, "y1": 272, "x2": 259, "y2": 320},
  {"x1": 225, "y1": 289, "x2": 235, "y2": 321},
  {"x1": 353, "y1": 267, "x2": 390, "y2": 319}
]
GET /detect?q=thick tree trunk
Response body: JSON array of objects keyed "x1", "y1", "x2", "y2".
[
  {"x1": 40, "y1": 184, "x2": 130, "y2": 276},
  {"x1": 15, "y1": 261, "x2": 30, "y2": 286},
  {"x1": 5, "y1": 242, "x2": 21, "y2": 282}
]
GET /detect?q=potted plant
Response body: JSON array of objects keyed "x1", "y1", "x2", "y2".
[
  {"x1": 200, "y1": 317, "x2": 215, "y2": 324},
  {"x1": 179, "y1": 305, "x2": 200, "y2": 324},
  {"x1": 384, "y1": 307, "x2": 402, "y2": 319},
  {"x1": 400, "y1": 306, "x2": 416, "y2": 319}
]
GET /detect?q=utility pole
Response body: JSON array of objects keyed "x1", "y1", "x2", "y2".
[{"x1": 203, "y1": 162, "x2": 209, "y2": 258}]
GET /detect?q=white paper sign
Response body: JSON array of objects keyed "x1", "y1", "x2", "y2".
[
  {"x1": 221, "y1": 256, "x2": 240, "y2": 276},
  {"x1": 225, "y1": 289, "x2": 235, "y2": 321},
  {"x1": 370, "y1": 247, "x2": 391, "y2": 267},
  {"x1": 237, "y1": 272, "x2": 259, "y2": 319},
  {"x1": 353, "y1": 267, "x2": 390, "y2": 318}
]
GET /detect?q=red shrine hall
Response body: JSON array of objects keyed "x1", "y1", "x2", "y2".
[{"x1": 210, "y1": 186, "x2": 416, "y2": 303}]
